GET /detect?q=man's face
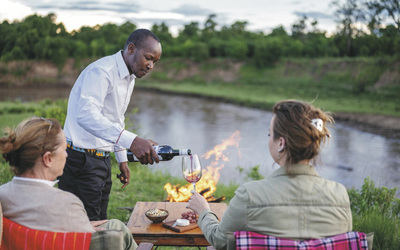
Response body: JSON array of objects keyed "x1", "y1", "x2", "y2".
[{"x1": 125, "y1": 37, "x2": 162, "y2": 78}]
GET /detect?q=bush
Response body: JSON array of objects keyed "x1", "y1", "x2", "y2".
[
  {"x1": 348, "y1": 177, "x2": 400, "y2": 249},
  {"x1": 34, "y1": 99, "x2": 68, "y2": 127},
  {"x1": 253, "y1": 37, "x2": 283, "y2": 68}
]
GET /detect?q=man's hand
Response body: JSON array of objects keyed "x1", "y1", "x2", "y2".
[
  {"x1": 130, "y1": 137, "x2": 159, "y2": 165},
  {"x1": 118, "y1": 162, "x2": 130, "y2": 188}
]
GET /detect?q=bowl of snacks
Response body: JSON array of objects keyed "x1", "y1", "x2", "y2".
[{"x1": 145, "y1": 208, "x2": 169, "y2": 223}]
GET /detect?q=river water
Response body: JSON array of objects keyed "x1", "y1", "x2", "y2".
[
  {"x1": 1, "y1": 87, "x2": 400, "y2": 193},
  {"x1": 128, "y1": 90, "x2": 400, "y2": 193}
]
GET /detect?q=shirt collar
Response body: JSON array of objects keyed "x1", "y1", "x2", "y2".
[
  {"x1": 115, "y1": 50, "x2": 136, "y2": 80},
  {"x1": 271, "y1": 163, "x2": 320, "y2": 178},
  {"x1": 13, "y1": 176, "x2": 59, "y2": 187}
]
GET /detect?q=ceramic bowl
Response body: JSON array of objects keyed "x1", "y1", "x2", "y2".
[{"x1": 145, "y1": 208, "x2": 169, "y2": 223}]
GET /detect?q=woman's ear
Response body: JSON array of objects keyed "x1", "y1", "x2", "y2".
[
  {"x1": 278, "y1": 137, "x2": 286, "y2": 152},
  {"x1": 42, "y1": 151, "x2": 52, "y2": 168}
]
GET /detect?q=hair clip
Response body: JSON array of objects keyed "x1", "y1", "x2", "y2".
[{"x1": 311, "y1": 118, "x2": 323, "y2": 132}]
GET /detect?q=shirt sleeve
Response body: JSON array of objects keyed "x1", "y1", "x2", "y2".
[
  {"x1": 114, "y1": 130, "x2": 137, "y2": 163},
  {"x1": 198, "y1": 185, "x2": 249, "y2": 249},
  {"x1": 75, "y1": 66, "x2": 135, "y2": 148}
]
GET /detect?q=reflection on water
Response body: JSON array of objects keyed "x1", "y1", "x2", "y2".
[{"x1": 1, "y1": 87, "x2": 399, "y2": 193}]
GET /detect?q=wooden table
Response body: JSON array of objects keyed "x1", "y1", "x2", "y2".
[{"x1": 127, "y1": 202, "x2": 227, "y2": 247}]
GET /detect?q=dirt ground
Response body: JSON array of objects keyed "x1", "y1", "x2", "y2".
[{"x1": 333, "y1": 112, "x2": 400, "y2": 140}]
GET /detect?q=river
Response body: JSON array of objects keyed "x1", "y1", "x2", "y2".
[
  {"x1": 1, "y1": 87, "x2": 400, "y2": 193},
  {"x1": 127, "y1": 89, "x2": 400, "y2": 193}
]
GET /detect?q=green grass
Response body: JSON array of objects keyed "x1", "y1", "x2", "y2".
[
  {"x1": 140, "y1": 57, "x2": 400, "y2": 117},
  {"x1": 0, "y1": 113, "x2": 34, "y2": 130},
  {"x1": 138, "y1": 80, "x2": 400, "y2": 117}
]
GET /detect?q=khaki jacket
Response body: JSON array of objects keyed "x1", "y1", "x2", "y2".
[
  {"x1": 198, "y1": 164, "x2": 352, "y2": 250},
  {"x1": 0, "y1": 178, "x2": 95, "y2": 232}
]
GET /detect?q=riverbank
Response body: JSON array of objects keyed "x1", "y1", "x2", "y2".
[
  {"x1": 333, "y1": 112, "x2": 400, "y2": 140},
  {"x1": 1, "y1": 57, "x2": 399, "y2": 139}
]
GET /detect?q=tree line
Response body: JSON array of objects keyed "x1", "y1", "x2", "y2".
[{"x1": 0, "y1": 0, "x2": 399, "y2": 69}]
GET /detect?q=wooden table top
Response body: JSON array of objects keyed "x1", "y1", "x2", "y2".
[{"x1": 127, "y1": 201, "x2": 227, "y2": 246}]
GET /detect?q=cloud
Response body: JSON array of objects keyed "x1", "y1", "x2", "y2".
[
  {"x1": 293, "y1": 11, "x2": 334, "y2": 21},
  {"x1": 32, "y1": 1, "x2": 140, "y2": 13},
  {"x1": 172, "y1": 4, "x2": 213, "y2": 17},
  {"x1": 0, "y1": 0, "x2": 33, "y2": 22},
  {"x1": 5, "y1": 0, "x2": 338, "y2": 36}
]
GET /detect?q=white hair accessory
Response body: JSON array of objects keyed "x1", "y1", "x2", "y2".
[{"x1": 311, "y1": 118, "x2": 323, "y2": 132}]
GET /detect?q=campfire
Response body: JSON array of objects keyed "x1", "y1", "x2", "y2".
[{"x1": 164, "y1": 131, "x2": 241, "y2": 202}]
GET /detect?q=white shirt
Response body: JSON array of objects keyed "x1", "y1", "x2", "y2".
[
  {"x1": 64, "y1": 51, "x2": 137, "y2": 163},
  {"x1": 13, "y1": 176, "x2": 59, "y2": 187}
]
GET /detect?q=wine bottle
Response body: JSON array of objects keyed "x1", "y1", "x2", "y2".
[{"x1": 127, "y1": 145, "x2": 191, "y2": 162}]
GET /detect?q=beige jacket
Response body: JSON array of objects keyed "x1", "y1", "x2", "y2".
[
  {"x1": 198, "y1": 164, "x2": 352, "y2": 249},
  {"x1": 0, "y1": 178, "x2": 95, "y2": 232},
  {"x1": 0, "y1": 179, "x2": 138, "y2": 250}
]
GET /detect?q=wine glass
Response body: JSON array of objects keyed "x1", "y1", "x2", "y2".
[{"x1": 182, "y1": 154, "x2": 202, "y2": 192}]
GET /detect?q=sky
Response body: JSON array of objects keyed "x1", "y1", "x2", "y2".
[{"x1": 1, "y1": 0, "x2": 340, "y2": 36}]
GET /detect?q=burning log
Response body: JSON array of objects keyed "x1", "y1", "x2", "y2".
[
  {"x1": 206, "y1": 195, "x2": 226, "y2": 203},
  {"x1": 202, "y1": 187, "x2": 226, "y2": 202},
  {"x1": 199, "y1": 187, "x2": 211, "y2": 196}
]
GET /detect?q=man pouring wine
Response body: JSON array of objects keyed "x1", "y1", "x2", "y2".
[{"x1": 58, "y1": 29, "x2": 162, "y2": 221}]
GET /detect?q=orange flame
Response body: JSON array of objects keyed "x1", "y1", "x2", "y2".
[{"x1": 164, "y1": 130, "x2": 241, "y2": 202}]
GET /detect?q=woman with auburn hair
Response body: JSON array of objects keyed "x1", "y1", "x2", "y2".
[
  {"x1": 187, "y1": 100, "x2": 352, "y2": 249},
  {"x1": 0, "y1": 117, "x2": 137, "y2": 250}
]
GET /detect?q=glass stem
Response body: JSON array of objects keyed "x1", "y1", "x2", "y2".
[{"x1": 193, "y1": 183, "x2": 196, "y2": 192}]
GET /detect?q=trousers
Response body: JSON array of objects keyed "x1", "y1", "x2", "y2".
[
  {"x1": 95, "y1": 219, "x2": 138, "y2": 250},
  {"x1": 58, "y1": 147, "x2": 112, "y2": 220}
]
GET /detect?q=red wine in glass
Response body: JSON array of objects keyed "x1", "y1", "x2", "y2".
[{"x1": 182, "y1": 154, "x2": 202, "y2": 192}]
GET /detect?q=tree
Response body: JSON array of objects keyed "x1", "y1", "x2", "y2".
[
  {"x1": 291, "y1": 15, "x2": 308, "y2": 41},
  {"x1": 253, "y1": 37, "x2": 283, "y2": 68},
  {"x1": 270, "y1": 26, "x2": 289, "y2": 37},
  {"x1": 151, "y1": 23, "x2": 174, "y2": 57},
  {"x1": 151, "y1": 23, "x2": 174, "y2": 45},
  {"x1": 332, "y1": 0, "x2": 366, "y2": 56},
  {"x1": 202, "y1": 14, "x2": 218, "y2": 41},
  {"x1": 178, "y1": 21, "x2": 200, "y2": 41},
  {"x1": 230, "y1": 21, "x2": 248, "y2": 36},
  {"x1": 224, "y1": 40, "x2": 248, "y2": 60},
  {"x1": 118, "y1": 21, "x2": 137, "y2": 49},
  {"x1": 366, "y1": 0, "x2": 400, "y2": 34}
]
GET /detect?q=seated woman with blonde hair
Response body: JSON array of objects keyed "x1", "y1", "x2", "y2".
[
  {"x1": 0, "y1": 117, "x2": 137, "y2": 250},
  {"x1": 187, "y1": 99, "x2": 353, "y2": 249}
]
